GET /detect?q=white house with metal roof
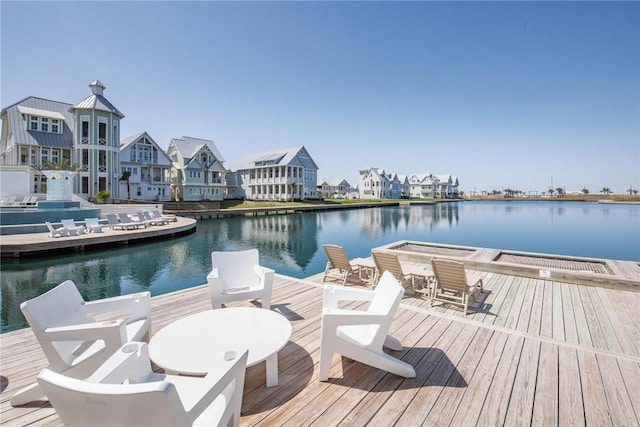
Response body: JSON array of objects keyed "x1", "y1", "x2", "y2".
[
  {"x1": 229, "y1": 146, "x2": 319, "y2": 201},
  {"x1": 434, "y1": 174, "x2": 460, "y2": 198},
  {"x1": 119, "y1": 132, "x2": 172, "y2": 201},
  {"x1": 166, "y1": 136, "x2": 226, "y2": 201},
  {"x1": 358, "y1": 168, "x2": 394, "y2": 199},
  {"x1": 0, "y1": 80, "x2": 123, "y2": 199}
]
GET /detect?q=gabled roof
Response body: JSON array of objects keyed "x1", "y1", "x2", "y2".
[
  {"x1": 0, "y1": 96, "x2": 75, "y2": 149},
  {"x1": 120, "y1": 132, "x2": 146, "y2": 149},
  {"x1": 120, "y1": 131, "x2": 172, "y2": 165},
  {"x1": 434, "y1": 174, "x2": 453, "y2": 183},
  {"x1": 231, "y1": 146, "x2": 318, "y2": 171},
  {"x1": 169, "y1": 136, "x2": 225, "y2": 163}
]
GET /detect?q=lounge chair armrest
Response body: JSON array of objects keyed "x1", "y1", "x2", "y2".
[
  {"x1": 183, "y1": 349, "x2": 249, "y2": 417},
  {"x1": 43, "y1": 319, "x2": 127, "y2": 344},
  {"x1": 323, "y1": 285, "x2": 375, "y2": 309},
  {"x1": 84, "y1": 291, "x2": 151, "y2": 320}
]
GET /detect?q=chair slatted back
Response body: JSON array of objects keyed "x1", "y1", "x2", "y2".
[
  {"x1": 431, "y1": 258, "x2": 469, "y2": 293},
  {"x1": 372, "y1": 251, "x2": 407, "y2": 283},
  {"x1": 323, "y1": 244, "x2": 352, "y2": 271}
]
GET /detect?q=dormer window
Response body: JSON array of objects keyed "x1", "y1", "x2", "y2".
[
  {"x1": 27, "y1": 115, "x2": 62, "y2": 134},
  {"x1": 20, "y1": 105, "x2": 65, "y2": 134}
]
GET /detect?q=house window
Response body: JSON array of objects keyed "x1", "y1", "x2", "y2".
[
  {"x1": 51, "y1": 149, "x2": 59, "y2": 163},
  {"x1": 81, "y1": 121, "x2": 89, "y2": 143},
  {"x1": 113, "y1": 123, "x2": 118, "y2": 146},
  {"x1": 30, "y1": 116, "x2": 38, "y2": 130},
  {"x1": 98, "y1": 122, "x2": 107, "y2": 145},
  {"x1": 41, "y1": 149, "x2": 49, "y2": 164},
  {"x1": 51, "y1": 119, "x2": 60, "y2": 133},
  {"x1": 40, "y1": 117, "x2": 49, "y2": 132}
]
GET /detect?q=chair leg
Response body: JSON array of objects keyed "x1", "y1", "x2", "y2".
[
  {"x1": 383, "y1": 334, "x2": 403, "y2": 351},
  {"x1": 262, "y1": 295, "x2": 271, "y2": 310},
  {"x1": 11, "y1": 382, "x2": 45, "y2": 407},
  {"x1": 318, "y1": 346, "x2": 333, "y2": 382}
]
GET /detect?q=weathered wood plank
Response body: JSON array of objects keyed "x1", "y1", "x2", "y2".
[
  {"x1": 531, "y1": 342, "x2": 559, "y2": 425},
  {"x1": 503, "y1": 338, "x2": 541, "y2": 426},
  {"x1": 577, "y1": 350, "x2": 613, "y2": 426},
  {"x1": 558, "y1": 346, "x2": 585, "y2": 426}
]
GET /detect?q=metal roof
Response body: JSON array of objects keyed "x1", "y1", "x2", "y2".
[
  {"x1": 72, "y1": 94, "x2": 125, "y2": 118},
  {"x1": 230, "y1": 146, "x2": 318, "y2": 171},
  {"x1": 2, "y1": 97, "x2": 75, "y2": 149},
  {"x1": 169, "y1": 136, "x2": 225, "y2": 163}
]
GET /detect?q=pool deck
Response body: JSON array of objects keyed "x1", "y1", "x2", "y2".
[
  {"x1": 2, "y1": 256, "x2": 640, "y2": 426},
  {"x1": 0, "y1": 217, "x2": 196, "y2": 258}
]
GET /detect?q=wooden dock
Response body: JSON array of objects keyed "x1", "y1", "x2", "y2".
[
  {"x1": 0, "y1": 217, "x2": 197, "y2": 258},
  {"x1": 2, "y1": 265, "x2": 639, "y2": 426}
]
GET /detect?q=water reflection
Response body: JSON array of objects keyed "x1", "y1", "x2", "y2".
[{"x1": 1, "y1": 201, "x2": 638, "y2": 333}]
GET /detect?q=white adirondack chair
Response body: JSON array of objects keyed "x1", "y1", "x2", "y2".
[
  {"x1": 45, "y1": 221, "x2": 67, "y2": 238},
  {"x1": 319, "y1": 271, "x2": 416, "y2": 381},
  {"x1": 38, "y1": 342, "x2": 248, "y2": 427},
  {"x1": 207, "y1": 249, "x2": 275, "y2": 310},
  {"x1": 11, "y1": 280, "x2": 151, "y2": 406}
]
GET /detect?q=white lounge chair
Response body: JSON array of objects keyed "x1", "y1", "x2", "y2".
[
  {"x1": 153, "y1": 208, "x2": 177, "y2": 222},
  {"x1": 10, "y1": 280, "x2": 151, "y2": 406},
  {"x1": 106, "y1": 213, "x2": 125, "y2": 230},
  {"x1": 45, "y1": 221, "x2": 67, "y2": 238},
  {"x1": 117, "y1": 212, "x2": 146, "y2": 229},
  {"x1": 84, "y1": 218, "x2": 104, "y2": 233},
  {"x1": 61, "y1": 219, "x2": 86, "y2": 235},
  {"x1": 208, "y1": 249, "x2": 275, "y2": 310},
  {"x1": 142, "y1": 210, "x2": 167, "y2": 225},
  {"x1": 135, "y1": 212, "x2": 153, "y2": 227},
  {"x1": 0, "y1": 195, "x2": 16, "y2": 205},
  {"x1": 319, "y1": 271, "x2": 416, "y2": 381},
  {"x1": 12, "y1": 195, "x2": 30, "y2": 206},
  {"x1": 38, "y1": 342, "x2": 248, "y2": 427}
]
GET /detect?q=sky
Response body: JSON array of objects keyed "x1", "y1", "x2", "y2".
[{"x1": 1, "y1": 1, "x2": 638, "y2": 194}]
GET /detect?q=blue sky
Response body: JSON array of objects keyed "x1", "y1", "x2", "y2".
[{"x1": 2, "y1": 1, "x2": 638, "y2": 194}]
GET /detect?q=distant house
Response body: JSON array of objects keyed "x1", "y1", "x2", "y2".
[
  {"x1": 0, "y1": 80, "x2": 123, "y2": 199},
  {"x1": 358, "y1": 168, "x2": 393, "y2": 199},
  {"x1": 317, "y1": 179, "x2": 355, "y2": 198},
  {"x1": 408, "y1": 173, "x2": 437, "y2": 198},
  {"x1": 119, "y1": 132, "x2": 172, "y2": 201},
  {"x1": 166, "y1": 136, "x2": 226, "y2": 201},
  {"x1": 230, "y1": 146, "x2": 319, "y2": 201},
  {"x1": 434, "y1": 174, "x2": 459, "y2": 198}
]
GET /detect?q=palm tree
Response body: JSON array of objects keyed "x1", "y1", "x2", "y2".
[
  {"x1": 548, "y1": 188, "x2": 555, "y2": 198},
  {"x1": 42, "y1": 159, "x2": 81, "y2": 171},
  {"x1": 582, "y1": 187, "x2": 589, "y2": 195},
  {"x1": 555, "y1": 187, "x2": 565, "y2": 197},
  {"x1": 628, "y1": 186, "x2": 635, "y2": 195},
  {"x1": 120, "y1": 171, "x2": 131, "y2": 200},
  {"x1": 601, "y1": 187, "x2": 611, "y2": 195}
]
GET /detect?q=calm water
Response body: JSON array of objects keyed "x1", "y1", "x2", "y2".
[{"x1": 1, "y1": 200, "x2": 638, "y2": 332}]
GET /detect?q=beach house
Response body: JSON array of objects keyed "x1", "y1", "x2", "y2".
[
  {"x1": 119, "y1": 132, "x2": 172, "y2": 201},
  {"x1": 0, "y1": 80, "x2": 123, "y2": 199},
  {"x1": 229, "y1": 146, "x2": 319, "y2": 201},
  {"x1": 317, "y1": 179, "x2": 356, "y2": 198},
  {"x1": 166, "y1": 136, "x2": 226, "y2": 201}
]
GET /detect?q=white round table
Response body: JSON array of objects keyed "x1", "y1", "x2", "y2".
[{"x1": 149, "y1": 307, "x2": 292, "y2": 387}]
